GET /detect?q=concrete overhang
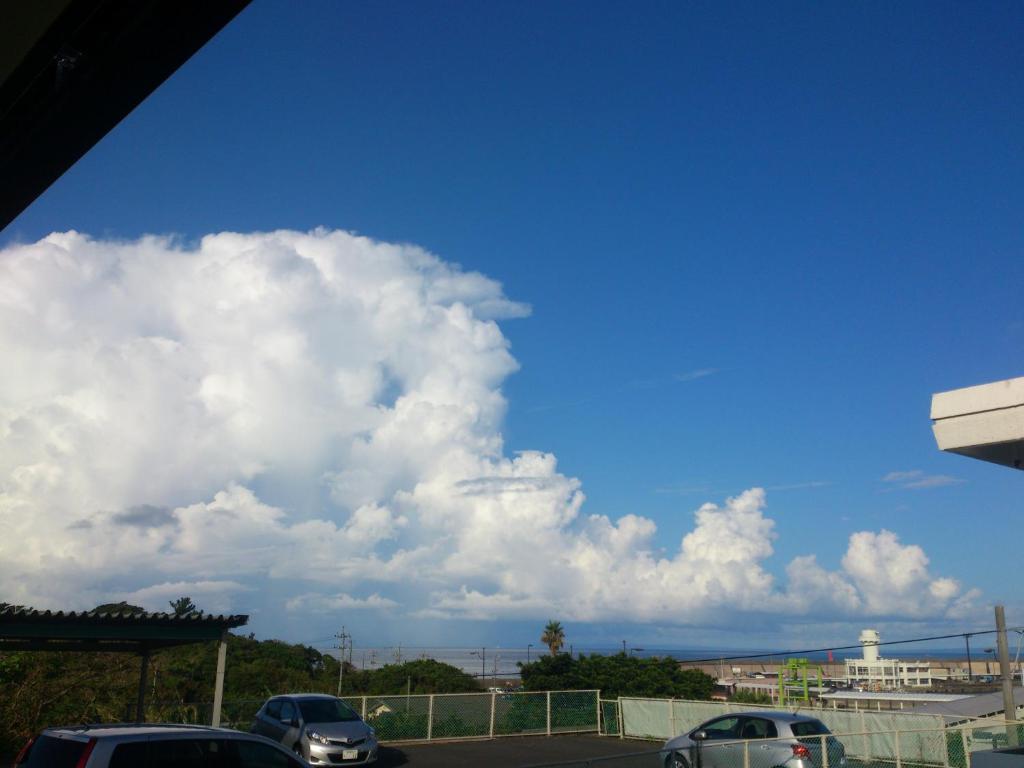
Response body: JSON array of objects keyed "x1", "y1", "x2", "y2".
[
  {"x1": 931, "y1": 377, "x2": 1024, "y2": 470},
  {"x1": 1, "y1": 0, "x2": 251, "y2": 233}
]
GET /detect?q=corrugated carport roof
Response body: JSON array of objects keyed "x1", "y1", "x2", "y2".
[{"x1": 0, "y1": 605, "x2": 248, "y2": 652}]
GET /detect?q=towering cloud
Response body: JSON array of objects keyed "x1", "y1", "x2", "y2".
[{"x1": 0, "y1": 230, "x2": 975, "y2": 628}]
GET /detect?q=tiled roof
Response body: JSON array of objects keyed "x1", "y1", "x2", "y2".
[{"x1": 0, "y1": 604, "x2": 247, "y2": 627}]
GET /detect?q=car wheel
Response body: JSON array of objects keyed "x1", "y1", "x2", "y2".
[
  {"x1": 293, "y1": 743, "x2": 304, "y2": 758},
  {"x1": 666, "y1": 752, "x2": 690, "y2": 768}
]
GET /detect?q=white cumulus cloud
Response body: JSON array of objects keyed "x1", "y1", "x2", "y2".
[{"x1": 0, "y1": 230, "x2": 977, "y2": 632}]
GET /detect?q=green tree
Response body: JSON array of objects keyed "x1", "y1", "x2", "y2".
[
  {"x1": 731, "y1": 688, "x2": 772, "y2": 704},
  {"x1": 169, "y1": 596, "x2": 199, "y2": 617},
  {"x1": 344, "y1": 659, "x2": 481, "y2": 695},
  {"x1": 541, "y1": 620, "x2": 565, "y2": 656},
  {"x1": 519, "y1": 653, "x2": 715, "y2": 699}
]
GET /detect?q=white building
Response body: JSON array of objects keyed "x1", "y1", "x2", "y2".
[{"x1": 844, "y1": 630, "x2": 934, "y2": 690}]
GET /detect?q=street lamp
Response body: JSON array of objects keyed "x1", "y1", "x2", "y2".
[{"x1": 527, "y1": 644, "x2": 533, "y2": 663}]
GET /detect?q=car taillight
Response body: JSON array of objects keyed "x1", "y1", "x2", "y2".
[
  {"x1": 74, "y1": 738, "x2": 97, "y2": 768},
  {"x1": 791, "y1": 744, "x2": 812, "y2": 759},
  {"x1": 13, "y1": 736, "x2": 36, "y2": 766}
]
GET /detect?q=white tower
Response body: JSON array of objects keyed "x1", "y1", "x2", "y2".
[{"x1": 859, "y1": 629, "x2": 881, "y2": 662}]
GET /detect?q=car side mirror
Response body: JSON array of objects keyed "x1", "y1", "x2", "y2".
[{"x1": 692, "y1": 730, "x2": 708, "y2": 741}]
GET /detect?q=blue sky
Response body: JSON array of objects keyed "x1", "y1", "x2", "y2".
[{"x1": 2, "y1": 1, "x2": 1022, "y2": 650}]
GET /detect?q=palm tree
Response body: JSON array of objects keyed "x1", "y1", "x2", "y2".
[{"x1": 541, "y1": 620, "x2": 565, "y2": 656}]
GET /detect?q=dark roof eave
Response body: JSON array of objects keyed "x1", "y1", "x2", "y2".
[{"x1": 0, "y1": 606, "x2": 248, "y2": 647}]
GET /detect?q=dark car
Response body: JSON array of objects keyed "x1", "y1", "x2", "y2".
[{"x1": 14, "y1": 723, "x2": 308, "y2": 768}]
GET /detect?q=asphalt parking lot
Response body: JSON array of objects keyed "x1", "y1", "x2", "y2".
[{"x1": 373, "y1": 734, "x2": 660, "y2": 767}]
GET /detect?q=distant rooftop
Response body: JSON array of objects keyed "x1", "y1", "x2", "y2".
[
  {"x1": 909, "y1": 687, "x2": 1024, "y2": 724},
  {"x1": 820, "y1": 691, "x2": 970, "y2": 703}
]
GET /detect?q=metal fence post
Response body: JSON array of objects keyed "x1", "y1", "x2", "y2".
[
  {"x1": 895, "y1": 729, "x2": 902, "y2": 768},
  {"x1": 861, "y1": 711, "x2": 868, "y2": 759},
  {"x1": 427, "y1": 694, "x2": 434, "y2": 741},
  {"x1": 820, "y1": 734, "x2": 829, "y2": 768},
  {"x1": 669, "y1": 699, "x2": 676, "y2": 738},
  {"x1": 743, "y1": 740, "x2": 750, "y2": 768},
  {"x1": 489, "y1": 691, "x2": 496, "y2": 738},
  {"x1": 547, "y1": 691, "x2": 552, "y2": 736},
  {"x1": 618, "y1": 698, "x2": 624, "y2": 739},
  {"x1": 961, "y1": 727, "x2": 971, "y2": 768},
  {"x1": 361, "y1": 696, "x2": 367, "y2": 719}
]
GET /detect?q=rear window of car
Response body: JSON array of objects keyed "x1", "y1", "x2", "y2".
[
  {"x1": 17, "y1": 735, "x2": 89, "y2": 767},
  {"x1": 791, "y1": 719, "x2": 831, "y2": 737}
]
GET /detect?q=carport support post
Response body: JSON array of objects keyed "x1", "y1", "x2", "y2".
[
  {"x1": 135, "y1": 648, "x2": 150, "y2": 723},
  {"x1": 211, "y1": 633, "x2": 228, "y2": 727}
]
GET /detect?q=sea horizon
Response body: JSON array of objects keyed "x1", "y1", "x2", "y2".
[{"x1": 327, "y1": 645, "x2": 979, "y2": 679}]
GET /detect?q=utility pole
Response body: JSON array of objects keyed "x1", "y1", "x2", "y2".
[
  {"x1": 335, "y1": 628, "x2": 351, "y2": 696},
  {"x1": 965, "y1": 633, "x2": 974, "y2": 682},
  {"x1": 995, "y1": 605, "x2": 1018, "y2": 746}
]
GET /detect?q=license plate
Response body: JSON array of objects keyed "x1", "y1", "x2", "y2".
[{"x1": 342, "y1": 749, "x2": 358, "y2": 760}]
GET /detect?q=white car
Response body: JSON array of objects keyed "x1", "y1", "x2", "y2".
[
  {"x1": 662, "y1": 712, "x2": 847, "y2": 768},
  {"x1": 251, "y1": 694, "x2": 378, "y2": 765}
]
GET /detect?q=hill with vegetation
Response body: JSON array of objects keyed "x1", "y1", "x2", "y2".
[{"x1": 0, "y1": 611, "x2": 480, "y2": 754}]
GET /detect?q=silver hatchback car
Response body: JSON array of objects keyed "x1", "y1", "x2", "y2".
[
  {"x1": 251, "y1": 694, "x2": 378, "y2": 765},
  {"x1": 662, "y1": 712, "x2": 846, "y2": 768}
]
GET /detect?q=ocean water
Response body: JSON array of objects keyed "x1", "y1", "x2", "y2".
[{"x1": 341, "y1": 646, "x2": 973, "y2": 679}]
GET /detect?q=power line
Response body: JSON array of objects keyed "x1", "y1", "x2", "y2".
[
  {"x1": 676, "y1": 627, "x2": 1024, "y2": 666},
  {"x1": 301, "y1": 625, "x2": 1024, "y2": 668}
]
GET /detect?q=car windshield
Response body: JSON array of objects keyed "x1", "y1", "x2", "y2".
[
  {"x1": 298, "y1": 699, "x2": 360, "y2": 723},
  {"x1": 791, "y1": 720, "x2": 830, "y2": 737}
]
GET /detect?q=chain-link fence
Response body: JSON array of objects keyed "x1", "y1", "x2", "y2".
[
  {"x1": 618, "y1": 698, "x2": 947, "y2": 743},
  {"x1": 168, "y1": 690, "x2": 600, "y2": 743},
  {"x1": 600, "y1": 699, "x2": 622, "y2": 736},
  {"x1": 526, "y1": 721, "x2": 1024, "y2": 768},
  {"x1": 352, "y1": 689, "x2": 599, "y2": 742}
]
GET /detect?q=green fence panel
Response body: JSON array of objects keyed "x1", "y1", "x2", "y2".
[
  {"x1": 494, "y1": 692, "x2": 550, "y2": 736},
  {"x1": 600, "y1": 699, "x2": 621, "y2": 736},
  {"x1": 551, "y1": 690, "x2": 598, "y2": 733},
  {"x1": 362, "y1": 695, "x2": 430, "y2": 741},
  {"x1": 431, "y1": 693, "x2": 492, "y2": 739}
]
